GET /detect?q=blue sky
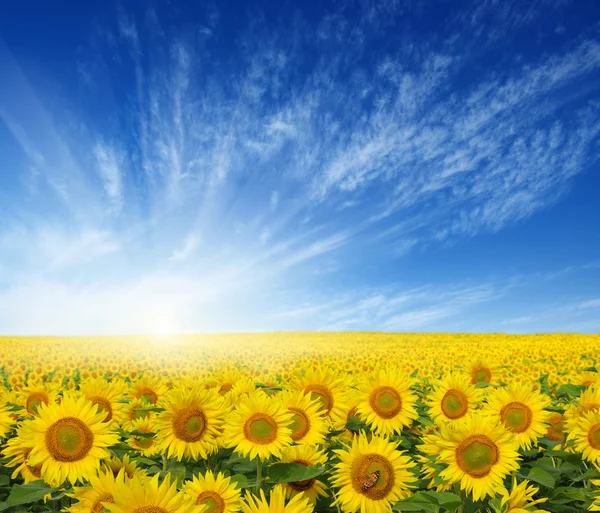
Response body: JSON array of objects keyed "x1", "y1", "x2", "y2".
[{"x1": 0, "y1": 0, "x2": 599, "y2": 335}]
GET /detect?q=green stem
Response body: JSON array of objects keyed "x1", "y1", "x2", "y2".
[
  {"x1": 256, "y1": 458, "x2": 263, "y2": 494},
  {"x1": 331, "y1": 489, "x2": 342, "y2": 513},
  {"x1": 162, "y1": 453, "x2": 168, "y2": 473}
]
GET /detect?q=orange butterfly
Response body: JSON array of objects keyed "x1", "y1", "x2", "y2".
[{"x1": 361, "y1": 470, "x2": 380, "y2": 491}]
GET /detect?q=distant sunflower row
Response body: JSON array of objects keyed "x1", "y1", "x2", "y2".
[{"x1": 0, "y1": 333, "x2": 599, "y2": 512}]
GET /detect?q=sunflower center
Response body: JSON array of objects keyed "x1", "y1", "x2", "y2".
[
  {"x1": 588, "y1": 423, "x2": 600, "y2": 450},
  {"x1": 132, "y1": 508, "x2": 168, "y2": 513},
  {"x1": 90, "y1": 396, "x2": 113, "y2": 422},
  {"x1": 243, "y1": 413, "x2": 278, "y2": 444},
  {"x1": 471, "y1": 366, "x2": 492, "y2": 384},
  {"x1": 351, "y1": 453, "x2": 395, "y2": 500},
  {"x1": 288, "y1": 407, "x2": 310, "y2": 441},
  {"x1": 137, "y1": 389, "x2": 158, "y2": 404},
  {"x1": 196, "y1": 491, "x2": 225, "y2": 513},
  {"x1": 45, "y1": 417, "x2": 94, "y2": 462},
  {"x1": 135, "y1": 435, "x2": 154, "y2": 449},
  {"x1": 369, "y1": 386, "x2": 402, "y2": 419},
  {"x1": 172, "y1": 407, "x2": 207, "y2": 442},
  {"x1": 91, "y1": 492, "x2": 114, "y2": 513},
  {"x1": 26, "y1": 392, "x2": 49, "y2": 414},
  {"x1": 500, "y1": 402, "x2": 533, "y2": 433},
  {"x1": 441, "y1": 389, "x2": 469, "y2": 419},
  {"x1": 455, "y1": 435, "x2": 499, "y2": 477},
  {"x1": 304, "y1": 385, "x2": 334, "y2": 414}
]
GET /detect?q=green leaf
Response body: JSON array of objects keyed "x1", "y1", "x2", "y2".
[
  {"x1": 0, "y1": 475, "x2": 8, "y2": 486},
  {"x1": 431, "y1": 492, "x2": 462, "y2": 512},
  {"x1": 110, "y1": 442, "x2": 136, "y2": 451},
  {"x1": 267, "y1": 462, "x2": 325, "y2": 484},
  {"x1": 579, "y1": 366, "x2": 598, "y2": 372},
  {"x1": 555, "y1": 384, "x2": 586, "y2": 398},
  {"x1": 572, "y1": 466, "x2": 600, "y2": 482},
  {"x1": 345, "y1": 416, "x2": 364, "y2": 432},
  {"x1": 543, "y1": 450, "x2": 583, "y2": 466},
  {"x1": 133, "y1": 457, "x2": 158, "y2": 466},
  {"x1": 0, "y1": 480, "x2": 57, "y2": 510},
  {"x1": 393, "y1": 504, "x2": 439, "y2": 512},
  {"x1": 526, "y1": 467, "x2": 555, "y2": 488},
  {"x1": 129, "y1": 430, "x2": 156, "y2": 438},
  {"x1": 474, "y1": 382, "x2": 493, "y2": 388},
  {"x1": 133, "y1": 406, "x2": 165, "y2": 412},
  {"x1": 392, "y1": 492, "x2": 440, "y2": 512},
  {"x1": 229, "y1": 474, "x2": 250, "y2": 489}
]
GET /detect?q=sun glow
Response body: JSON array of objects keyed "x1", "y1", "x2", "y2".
[{"x1": 150, "y1": 317, "x2": 176, "y2": 339}]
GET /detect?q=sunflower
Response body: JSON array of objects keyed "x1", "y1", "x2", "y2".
[
  {"x1": 224, "y1": 392, "x2": 293, "y2": 460},
  {"x1": 79, "y1": 377, "x2": 127, "y2": 425},
  {"x1": 215, "y1": 369, "x2": 245, "y2": 396},
  {"x1": 355, "y1": 369, "x2": 418, "y2": 436},
  {"x1": 17, "y1": 382, "x2": 59, "y2": 416},
  {"x1": 331, "y1": 433, "x2": 416, "y2": 513},
  {"x1": 0, "y1": 400, "x2": 14, "y2": 439},
  {"x1": 437, "y1": 413, "x2": 520, "y2": 501},
  {"x1": 155, "y1": 387, "x2": 225, "y2": 461},
  {"x1": 545, "y1": 412, "x2": 565, "y2": 442},
  {"x1": 564, "y1": 386, "x2": 600, "y2": 434},
  {"x1": 483, "y1": 384, "x2": 551, "y2": 450},
  {"x1": 466, "y1": 359, "x2": 498, "y2": 386},
  {"x1": 122, "y1": 398, "x2": 157, "y2": 428},
  {"x1": 417, "y1": 431, "x2": 453, "y2": 492},
  {"x1": 127, "y1": 417, "x2": 160, "y2": 457},
  {"x1": 293, "y1": 366, "x2": 349, "y2": 425},
  {"x1": 66, "y1": 468, "x2": 127, "y2": 513},
  {"x1": 274, "y1": 445, "x2": 328, "y2": 504},
  {"x1": 334, "y1": 391, "x2": 367, "y2": 442},
  {"x1": 104, "y1": 473, "x2": 204, "y2": 513},
  {"x1": 578, "y1": 371, "x2": 599, "y2": 388},
  {"x1": 1, "y1": 432, "x2": 43, "y2": 483},
  {"x1": 427, "y1": 372, "x2": 480, "y2": 425},
  {"x1": 224, "y1": 378, "x2": 260, "y2": 407},
  {"x1": 102, "y1": 454, "x2": 148, "y2": 480},
  {"x1": 591, "y1": 479, "x2": 600, "y2": 511},
  {"x1": 19, "y1": 394, "x2": 119, "y2": 486},
  {"x1": 242, "y1": 487, "x2": 312, "y2": 513},
  {"x1": 183, "y1": 471, "x2": 241, "y2": 513},
  {"x1": 568, "y1": 410, "x2": 600, "y2": 464},
  {"x1": 280, "y1": 390, "x2": 328, "y2": 445},
  {"x1": 130, "y1": 375, "x2": 168, "y2": 405},
  {"x1": 499, "y1": 476, "x2": 548, "y2": 513}
]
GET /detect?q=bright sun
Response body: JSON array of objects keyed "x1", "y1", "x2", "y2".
[{"x1": 152, "y1": 317, "x2": 175, "y2": 339}]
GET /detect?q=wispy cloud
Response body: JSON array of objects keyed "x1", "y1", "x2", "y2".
[
  {"x1": 93, "y1": 142, "x2": 123, "y2": 213},
  {"x1": 170, "y1": 233, "x2": 201, "y2": 262}
]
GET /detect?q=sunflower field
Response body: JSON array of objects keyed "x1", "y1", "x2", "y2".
[{"x1": 1, "y1": 333, "x2": 600, "y2": 513}]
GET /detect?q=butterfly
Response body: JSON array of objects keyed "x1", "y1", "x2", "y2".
[{"x1": 361, "y1": 470, "x2": 380, "y2": 492}]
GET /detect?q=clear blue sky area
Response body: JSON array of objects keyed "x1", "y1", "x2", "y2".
[{"x1": 0, "y1": 0, "x2": 599, "y2": 334}]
